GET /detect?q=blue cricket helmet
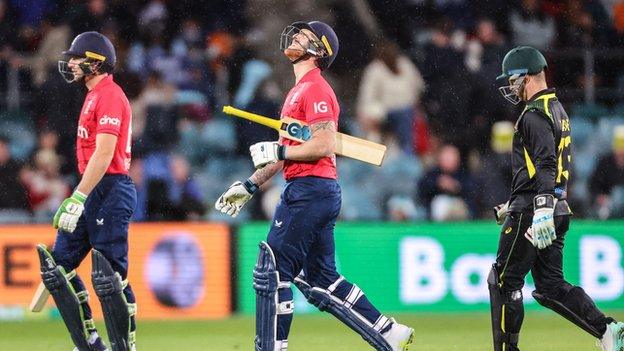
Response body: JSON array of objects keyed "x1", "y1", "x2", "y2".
[
  {"x1": 63, "y1": 31, "x2": 116, "y2": 69},
  {"x1": 281, "y1": 21, "x2": 339, "y2": 70}
]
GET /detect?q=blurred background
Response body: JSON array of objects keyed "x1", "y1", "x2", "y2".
[
  {"x1": 0, "y1": 1, "x2": 622, "y2": 349},
  {"x1": 1, "y1": 0, "x2": 624, "y2": 223}
]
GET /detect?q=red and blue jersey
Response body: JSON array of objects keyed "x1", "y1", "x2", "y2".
[
  {"x1": 76, "y1": 75, "x2": 132, "y2": 175},
  {"x1": 281, "y1": 68, "x2": 340, "y2": 180}
]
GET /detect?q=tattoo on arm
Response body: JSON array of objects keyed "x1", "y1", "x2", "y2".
[
  {"x1": 311, "y1": 121, "x2": 336, "y2": 134},
  {"x1": 250, "y1": 161, "x2": 283, "y2": 186}
]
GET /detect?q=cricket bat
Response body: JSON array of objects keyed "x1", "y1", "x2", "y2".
[
  {"x1": 29, "y1": 281, "x2": 50, "y2": 312},
  {"x1": 223, "y1": 106, "x2": 387, "y2": 166}
]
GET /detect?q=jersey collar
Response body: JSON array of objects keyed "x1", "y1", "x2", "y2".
[
  {"x1": 527, "y1": 88, "x2": 556, "y2": 102},
  {"x1": 90, "y1": 74, "x2": 114, "y2": 93},
  {"x1": 297, "y1": 68, "x2": 321, "y2": 85}
]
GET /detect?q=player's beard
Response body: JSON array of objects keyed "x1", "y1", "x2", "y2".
[{"x1": 284, "y1": 46, "x2": 306, "y2": 61}]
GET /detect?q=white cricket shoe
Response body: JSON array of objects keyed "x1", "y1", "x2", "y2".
[
  {"x1": 72, "y1": 331, "x2": 109, "y2": 351},
  {"x1": 274, "y1": 340, "x2": 288, "y2": 350},
  {"x1": 382, "y1": 318, "x2": 414, "y2": 351},
  {"x1": 598, "y1": 322, "x2": 624, "y2": 351}
]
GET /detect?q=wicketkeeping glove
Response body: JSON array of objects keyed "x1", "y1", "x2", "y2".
[
  {"x1": 525, "y1": 194, "x2": 556, "y2": 249},
  {"x1": 249, "y1": 141, "x2": 286, "y2": 169},
  {"x1": 53, "y1": 190, "x2": 87, "y2": 233},
  {"x1": 215, "y1": 180, "x2": 258, "y2": 218},
  {"x1": 493, "y1": 201, "x2": 509, "y2": 225}
]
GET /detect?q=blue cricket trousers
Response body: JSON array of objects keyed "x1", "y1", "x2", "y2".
[
  {"x1": 52, "y1": 174, "x2": 137, "y2": 325},
  {"x1": 267, "y1": 176, "x2": 342, "y2": 287}
]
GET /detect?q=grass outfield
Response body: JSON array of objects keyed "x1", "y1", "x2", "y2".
[{"x1": 1, "y1": 311, "x2": 621, "y2": 350}]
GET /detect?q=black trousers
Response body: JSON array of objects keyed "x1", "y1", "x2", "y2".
[{"x1": 494, "y1": 212, "x2": 612, "y2": 350}]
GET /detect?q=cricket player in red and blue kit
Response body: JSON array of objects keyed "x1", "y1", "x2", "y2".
[
  {"x1": 216, "y1": 21, "x2": 414, "y2": 351},
  {"x1": 38, "y1": 31, "x2": 137, "y2": 351}
]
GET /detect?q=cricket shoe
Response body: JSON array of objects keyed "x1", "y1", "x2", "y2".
[
  {"x1": 382, "y1": 318, "x2": 414, "y2": 351},
  {"x1": 598, "y1": 322, "x2": 624, "y2": 351},
  {"x1": 72, "y1": 331, "x2": 109, "y2": 351}
]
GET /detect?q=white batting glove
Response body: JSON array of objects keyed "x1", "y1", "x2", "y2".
[
  {"x1": 525, "y1": 194, "x2": 556, "y2": 249},
  {"x1": 249, "y1": 141, "x2": 286, "y2": 169},
  {"x1": 215, "y1": 180, "x2": 258, "y2": 218},
  {"x1": 53, "y1": 191, "x2": 86, "y2": 233}
]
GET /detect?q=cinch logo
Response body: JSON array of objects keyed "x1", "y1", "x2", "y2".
[
  {"x1": 99, "y1": 115, "x2": 121, "y2": 126},
  {"x1": 77, "y1": 126, "x2": 88, "y2": 139}
]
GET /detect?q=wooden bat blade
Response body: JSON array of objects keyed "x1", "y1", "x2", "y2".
[
  {"x1": 280, "y1": 117, "x2": 387, "y2": 165},
  {"x1": 336, "y1": 133, "x2": 387, "y2": 166},
  {"x1": 29, "y1": 281, "x2": 50, "y2": 312}
]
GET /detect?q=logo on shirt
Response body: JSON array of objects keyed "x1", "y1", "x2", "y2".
[
  {"x1": 77, "y1": 126, "x2": 89, "y2": 139},
  {"x1": 83, "y1": 97, "x2": 95, "y2": 114},
  {"x1": 313, "y1": 101, "x2": 328, "y2": 114},
  {"x1": 274, "y1": 220, "x2": 283, "y2": 228},
  {"x1": 289, "y1": 91, "x2": 300, "y2": 105},
  {"x1": 99, "y1": 115, "x2": 121, "y2": 126}
]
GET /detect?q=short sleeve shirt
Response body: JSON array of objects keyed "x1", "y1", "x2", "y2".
[
  {"x1": 76, "y1": 75, "x2": 132, "y2": 175},
  {"x1": 281, "y1": 68, "x2": 340, "y2": 180}
]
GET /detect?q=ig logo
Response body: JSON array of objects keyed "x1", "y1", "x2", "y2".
[{"x1": 287, "y1": 123, "x2": 311, "y2": 141}]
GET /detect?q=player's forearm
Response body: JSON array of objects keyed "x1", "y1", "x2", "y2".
[
  {"x1": 76, "y1": 150, "x2": 114, "y2": 195},
  {"x1": 284, "y1": 123, "x2": 336, "y2": 161},
  {"x1": 284, "y1": 136, "x2": 335, "y2": 161},
  {"x1": 534, "y1": 161, "x2": 557, "y2": 195},
  {"x1": 250, "y1": 161, "x2": 283, "y2": 186}
]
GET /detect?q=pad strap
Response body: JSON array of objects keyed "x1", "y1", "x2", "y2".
[{"x1": 294, "y1": 276, "x2": 392, "y2": 351}]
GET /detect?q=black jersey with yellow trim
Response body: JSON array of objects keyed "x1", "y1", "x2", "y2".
[{"x1": 508, "y1": 88, "x2": 573, "y2": 215}]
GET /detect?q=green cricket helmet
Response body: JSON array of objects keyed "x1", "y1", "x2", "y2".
[{"x1": 497, "y1": 46, "x2": 547, "y2": 105}]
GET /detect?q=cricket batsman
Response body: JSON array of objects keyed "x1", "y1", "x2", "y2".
[
  {"x1": 489, "y1": 46, "x2": 624, "y2": 351},
  {"x1": 37, "y1": 31, "x2": 137, "y2": 351},
  {"x1": 215, "y1": 21, "x2": 414, "y2": 350}
]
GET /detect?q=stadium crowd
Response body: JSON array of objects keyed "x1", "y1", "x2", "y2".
[{"x1": 1, "y1": 0, "x2": 624, "y2": 223}]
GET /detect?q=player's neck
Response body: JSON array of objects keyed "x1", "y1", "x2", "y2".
[
  {"x1": 524, "y1": 82, "x2": 548, "y2": 101},
  {"x1": 293, "y1": 61, "x2": 317, "y2": 84},
  {"x1": 85, "y1": 74, "x2": 108, "y2": 91}
]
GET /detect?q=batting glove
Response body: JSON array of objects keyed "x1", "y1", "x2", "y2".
[
  {"x1": 249, "y1": 141, "x2": 286, "y2": 169},
  {"x1": 525, "y1": 194, "x2": 556, "y2": 249},
  {"x1": 215, "y1": 180, "x2": 258, "y2": 218},
  {"x1": 493, "y1": 201, "x2": 509, "y2": 225},
  {"x1": 53, "y1": 190, "x2": 87, "y2": 233}
]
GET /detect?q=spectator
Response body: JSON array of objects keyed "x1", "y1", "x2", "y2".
[
  {"x1": 387, "y1": 195, "x2": 419, "y2": 221},
  {"x1": 357, "y1": 40, "x2": 425, "y2": 153},
  {"x1": 232, "y1": 59, "x2": 281, "y2": 155},
  {"x1": 418, "y1": 144, "x2": 477, "y2": 220},
  {"x1": 588, "y1": 125, "x2": 624, "y2": 218},
  {"x1": 465, "y1": 18, "x2": 508, "y2": 74},
  {"x1": 168, "y1": 154, "x2": 205, "y2": 220},
  {"x1": 421, "y1": 17, "x2": 473, "y2": 152},
  {"x1": 509, "y1": 0, "x2": 555, "y2": 51},
  {"x1": 132, "y1": 71, "x2": 176, "y2": 141},
  {"x1": 465, "y1": 18, "x2": 514, "y2": 151},
  {"x1": 0, "y1": 1, "x2": 18, "y2": 51},
  {"x1": 68, "y1": 0, "x2": 109, "y2": 35},
  {"x1": 146, "y1": 154, "x2": 205, "y2": 221},
  {"x1": 0, "y1": 136, "x2": 29, "y2": 211},
  {"x1": 475, "y1": 121, "x2": 514, "y2": 217},
  {"x1": 557, "y1": 0, "x2": 612, "y2": 48},
  {"x1": 20, "y1": 14, "x2": 71, "y2": 88},
  {"x1": 129, "y1": 158, "x2": 147, "y2": 221},
  {"x1": 614, "y1": 1, "x2": 624, "y2": 38},
  {"x1": 205, "y1": 31, "x2": 236, "y2": 109},
  {"x1": 21, "y1": 149, "x2": 70, "y2": 222}
]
